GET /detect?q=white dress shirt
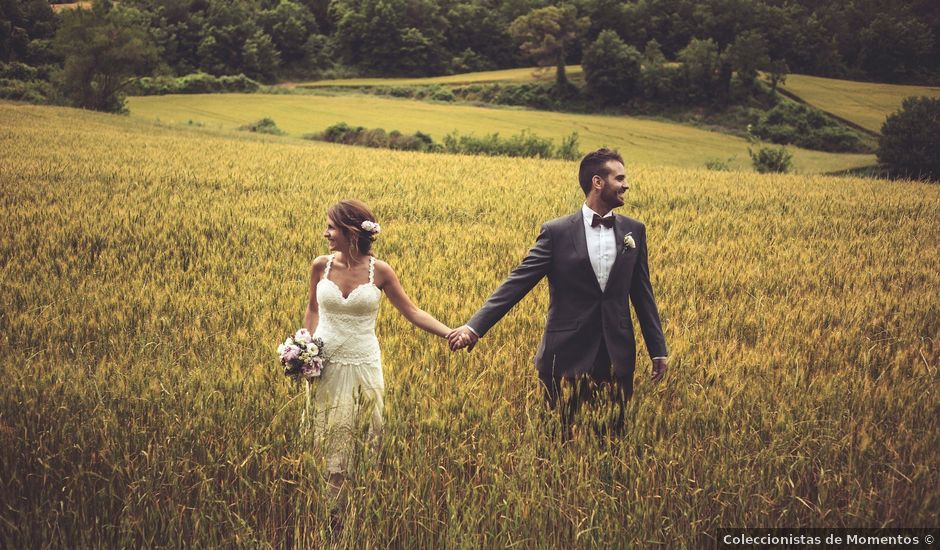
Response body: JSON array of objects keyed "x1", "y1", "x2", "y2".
[{"x1": 581, "y1": 203, "x2": 617, "y2": 292}]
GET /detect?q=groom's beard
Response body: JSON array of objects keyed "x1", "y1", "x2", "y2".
[{"x1": 601, "y1": 187, "x2": 625, "y2": 209}]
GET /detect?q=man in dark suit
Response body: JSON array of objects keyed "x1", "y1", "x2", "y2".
[{"x1": 448, "y1": 148, "x2": 668, "y2": 430}]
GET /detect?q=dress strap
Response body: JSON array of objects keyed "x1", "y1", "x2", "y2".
[
  {"x1": 324, "y1": 254, "x2": 335, "y2": 278},
  {"x1": 368, "y1": 256, "x2": 376, "y2": 284}
]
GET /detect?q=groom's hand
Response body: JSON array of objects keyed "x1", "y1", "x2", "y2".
[
  {"x1": 447, "y1": 326, "x2": 478, "y2": 352},
  {"x1": 651, "y1": 357, "x2": 668, "y2": 382}
]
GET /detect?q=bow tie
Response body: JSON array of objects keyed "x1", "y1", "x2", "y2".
[{"x1": 591, "y1": 214, "x2": 615, "y2": 228}]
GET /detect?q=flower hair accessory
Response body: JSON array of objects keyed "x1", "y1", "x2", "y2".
[{"x1": 361, "y1": 220, "x2": 381, "y2": 234}]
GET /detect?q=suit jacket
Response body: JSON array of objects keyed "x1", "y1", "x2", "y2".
[{"x1": 468, "y1": 211, "x2": 667, "y2": 383}]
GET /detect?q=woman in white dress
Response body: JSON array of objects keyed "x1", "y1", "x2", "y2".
[{"x1": 302, "y1": 199, "x2": 451, "y2": 516}]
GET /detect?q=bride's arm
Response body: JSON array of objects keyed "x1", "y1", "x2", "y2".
[
  {"x1": 374, "y1": 261, "x2": 451, "y2": 338},
  {"x1": 303, "y1": 256, "x2": 328, "y2": 333}
]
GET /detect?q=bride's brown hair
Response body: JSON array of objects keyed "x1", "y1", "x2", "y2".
[{"x1": 327, "y1": 200, "x2": 379, "y2": 257}]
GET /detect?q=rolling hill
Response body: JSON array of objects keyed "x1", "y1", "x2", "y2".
[{"x1": 127, "y1": 93, "x2": 875, "y2": 174}]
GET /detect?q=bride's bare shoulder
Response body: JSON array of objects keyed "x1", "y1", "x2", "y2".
[
  {"x1": 310, "y1": 255, "x2": 330, "y2": 273},
  {"x1": 371, "y1": 258, "x2": 397, "y2": 285}
]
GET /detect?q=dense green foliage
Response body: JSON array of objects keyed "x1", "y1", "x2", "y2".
[
  {"x1": 305, "y1": 121, "x2": 580, "y2": 160},
  {"x1": 3, "y1": 0, "x2": 938, "y2": 85},
  {"x1": 237, "y1": 117, "x2": 286, "y2": 135},
  {"x1": 582, "y1": 30, "x2": 642, "y2": 105},
  {"x1": 129, "y1": 72, "x2": 260, "y2": 95},
  {"x1": 0, "y1": 59, "x2": 53, "y2": 102},
  {"x1": 306, "y1": 122, "x2": 436, "y2": 151},
  {"x1": 52, "y1": 1, "x2": 159, "y2": 112},
  {"x1": 442, "y1": 128, "x2": 580, "y2": 160},
  {"x1": 508, "y1": 4, "x2": 587, "y2": 86},
  {"x1": 749, "y1": 145, "x2": 793, "y2": 173},
  {"x1": 753, "y1": 101, "x2": 870, "y2": 153},
  {"x1": 877, "y1": 96, "x2": 940, "y2": 181}
]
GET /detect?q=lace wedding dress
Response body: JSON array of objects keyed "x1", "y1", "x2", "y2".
[{"x1": 311, "y1": 254, "x2": 384, "y2": 474}]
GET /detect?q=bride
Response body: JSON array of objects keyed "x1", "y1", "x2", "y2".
[{"x1": 302, "y1": 199, "x2": 452, "y2": 520}]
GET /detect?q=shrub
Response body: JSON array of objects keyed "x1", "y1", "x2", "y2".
[
  {"x1": 306, "y1": 123, "x2": 574, "y2": 159},
  {"x1": 237, "y1": 118, "x2": 285, "y2": 136},
  {"x1": 130, "y1": 73, "x2": 260, "y2": 95},
  {"x1": 557, "y1": 132, "x2": 581, "y2": 161},
  {"x1": 0, "y1": 62, "x2": 56, "y2": 103},
  {"x1": 308, "y1": 123, "x2": 432, "y2": 152},
  {"x1": 752, "y1": 101, "x2": 868, "y2": 153},
  {"x1": 429, "y1": 86, "x2": 455, "y2": 102},
  {"x1": 749, "y1": 146, "x2": 793, "y2": 173},
  {"x1": 0, "y1": 78, "x2": 55, "y2": 103},
  {"x1": 877, "y1": 96, "x2": 940, "y2": 181},
  {"x1": 442, "y1": 129, "x2": 573, "y2": 159},
  {"x1": 704, "y1": 157, "x2": 734, "y2": 171},
  {"x1": 502, "y1": 130, "x2": 554, "y2": 158},
  {"x1": 0, "y1": 62, "x2": 41, "y2": 81},
  {"x1": 387, "y1": 86, "x2": 416, "y2": 98},
  {"x1": 360, "y1": 128, "x2": 389, "y2": 148}
]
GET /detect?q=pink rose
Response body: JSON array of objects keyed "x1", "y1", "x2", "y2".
[
  {"x1": 301, "y1": 360, "x2": 322, "y2": 379},
  {"x1": 294, "y1": 328, "x2": 313, "y2": 344},
  {"x1": 280, "y1": 344, "x2": 301, "y2": 362}
]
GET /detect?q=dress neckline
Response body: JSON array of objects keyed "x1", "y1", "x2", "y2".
[
  {"x1": 323, "y1": 254, "x2": 376, "y2": 299},
  {"x1": 320, "y1": 277, "x2": 376, "y2": 301}
]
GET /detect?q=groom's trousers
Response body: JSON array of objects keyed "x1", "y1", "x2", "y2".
[{"x1": 538, "y1": 340, "x2": 632, "y2": 437}]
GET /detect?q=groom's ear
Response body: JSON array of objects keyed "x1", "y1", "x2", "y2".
[{"x1": 591, "y1": 174, "x2": 603, "y2": 191}]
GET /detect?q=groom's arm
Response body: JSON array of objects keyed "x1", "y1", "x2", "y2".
[
  {"x1": 629, "y1": 224, "x2": 668, "y2": 359},
  {"x1": 466, "y1": 224, "x2": 554, "y2": 338}
]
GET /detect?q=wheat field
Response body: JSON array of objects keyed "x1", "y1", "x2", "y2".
[{"x1": 1, "y1": 101, "x2": 938, "y2": 548}]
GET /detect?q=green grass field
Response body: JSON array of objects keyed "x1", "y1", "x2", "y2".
[
  {"x1": 2, "y1": 101, "x2": 937, "y2": 547},
  {"x1": 779, "y1": 74, "x2": 940, "y2": 134},
  {"x1": 127, "y1": 93, "x2": 875, "y2": 173},
  {"x1": 289, "y1": 65, "x2": 584, "y2": 88}
]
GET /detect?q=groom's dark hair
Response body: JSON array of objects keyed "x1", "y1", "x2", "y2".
[{"x1": 578, "y1": 148, "x2": 624, "y2": 195}]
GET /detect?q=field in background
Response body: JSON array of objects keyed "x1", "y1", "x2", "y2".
[
  {"x1": 1, "y1": 101, "x2": 938, "y2": 546},
  {"x1": 779, "y1": 74, "x2": 940, "y2": 134},
  {"x1": 289, "y1": 65, "x2": 584, "y2": 88},
  {"x1": 127, "y1": 93, "x2": 875, "y2": 173}
]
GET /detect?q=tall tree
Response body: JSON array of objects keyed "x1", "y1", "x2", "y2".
[
  {"x1": 582, "y1": 29, "x2": 642, "y2": 105},
  {"x1": 677, "y1": 37, "x2": 720, "y2": 102},
  {"x1": 331, "y1": 0, "x2": 447, "y2": 75},
  {"x1": 724, "y1": 30, "x2": 769, "y2": 94},
  {"x1": 0, "y1": 0, "x2": 56, "y2": 63},
  {"x1": 52, "y1": 2, "x2": 158, "y2": 112},
  {"x1": 509, "y1": 4, "x2": 587, "y2": 87},
  {"x1": 877, "y1": 96, "x2": 940, "y2": 180},
  {"x1": 260, "y1": 0, "x2": 318, "y2": 67}
]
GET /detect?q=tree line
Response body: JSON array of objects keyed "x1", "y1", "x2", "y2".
[{"x1": 2, "y1": 0, "x2": 938, "y2": 85}]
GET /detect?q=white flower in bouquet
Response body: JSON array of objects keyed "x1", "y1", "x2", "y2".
[{"x1": 294, "y1": 328, "x2": 313, "y2": 343}]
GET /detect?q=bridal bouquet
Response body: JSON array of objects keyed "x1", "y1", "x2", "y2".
[{"x1": 278, "y1": 328, "x2": 325, "y2": 380}]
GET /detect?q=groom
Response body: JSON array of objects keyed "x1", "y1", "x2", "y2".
[{"x1": 449, "y1": 148, "x2": 668, "y2": 424}]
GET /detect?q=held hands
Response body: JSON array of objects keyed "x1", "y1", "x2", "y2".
[{"x1": 446, "y1": 325, "x2": 479, "y2": 352}]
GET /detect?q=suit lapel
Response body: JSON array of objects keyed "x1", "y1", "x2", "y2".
[{"x1": 568, "y1": 212, "x2": 602, "y2": 293}]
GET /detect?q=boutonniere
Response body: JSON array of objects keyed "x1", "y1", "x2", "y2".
[{"x1": 622, "y1": 233, "x2": 636, "y2": 254}]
